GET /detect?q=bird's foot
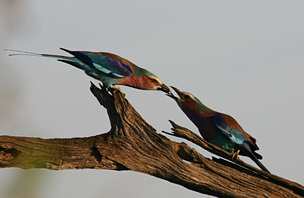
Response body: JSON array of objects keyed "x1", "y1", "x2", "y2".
[
  {"x1": 109, "y1": 85, "x2": 125, "y2": 97},
  {"x1": 232, "y1": 150, "x2": 240, "y2": 160}
]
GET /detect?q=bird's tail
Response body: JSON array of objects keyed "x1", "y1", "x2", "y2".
[
  {"x1": 4, "y1": 49, "x2": 76, "y2": 62},
  {"x1": 250, "y1": 153, "x2": 270, "y2": 173}
]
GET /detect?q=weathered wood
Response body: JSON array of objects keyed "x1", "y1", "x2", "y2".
[
  {"x1": 0, "y1": 83, "x2": 303, "y2": 197},
  {"x1": 164, "y1": 121, "x2": 304, "y2": 195}
]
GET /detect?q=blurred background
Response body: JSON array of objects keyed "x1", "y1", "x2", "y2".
[{"x1": 1, "y1": 1, "x2": 303, "y2": 197}]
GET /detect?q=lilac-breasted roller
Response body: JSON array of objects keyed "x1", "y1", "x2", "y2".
[
  {"x1": 168, "y1": 86, "x2": 270, "y2": 173},
  {"x1": 7, "y1": 48, "x2": 170, "y2": 93}
]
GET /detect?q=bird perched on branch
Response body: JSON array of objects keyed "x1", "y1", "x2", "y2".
[
  {"x1": 167, "y1": 86, "x2": 269, "y2": 173},
  {"x1": 6, "y1": 48, "x2": 170, "y2": 93}
]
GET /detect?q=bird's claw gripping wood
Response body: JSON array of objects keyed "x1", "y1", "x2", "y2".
[
  {"x1": 232, "y1": 150, "x2": 240, "y2": 160},
  {"x1": 108, "y1": 85, "x2": 125, "y2": 97}
]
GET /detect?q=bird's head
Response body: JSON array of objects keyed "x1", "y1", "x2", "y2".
[
  {"x1": 167, "y1": 86, "x2": 197, "y2": 105},
  {"x1": 118, "y1": 66, "x2": 170, "y2": 93},
  {"x1": 139, "y1": 68, "x2": 170, "y2": 93},
  {"x1": 167, "y1": 86, "x2": 215, "y2": 117},
  {"x1": 146, "y1": 75, "x2": 170, "y2": 93}
]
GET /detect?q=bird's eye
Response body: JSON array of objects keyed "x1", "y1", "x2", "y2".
[
  {"x1": 150, "y1": 78, "x2": 158, "y2": 83},
  {"x1": 184, "y1": 95, "x2": 191, "y2": 100},
  {"x1": 149, "y1": 77, "x2": 161, "y2": 84},
  {"x1": 183, "y1": 94, "x2": 195, "y2": 101}
]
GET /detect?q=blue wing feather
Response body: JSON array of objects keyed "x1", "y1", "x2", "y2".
[
  {"x1": 213, "y1": 114, "x2": 269, "y2": 172},
  {"x1": 212, "y1": 114, "x2": 247, "y2": 145},
  {"x1": 86, "y1": 54, "x2": 133, "y2": 78},
  {"x1": 60, "y1": 48, "x2": 133, "y2": 78}
]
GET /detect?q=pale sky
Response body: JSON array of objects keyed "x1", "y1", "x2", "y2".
[{"x1": 1, "y1": 1, "x2": 304, "y2": 198}]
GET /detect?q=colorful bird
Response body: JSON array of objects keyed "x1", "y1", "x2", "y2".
[
  {"x1": 168, "y1": 86, "x2": 270, "y2": 173},
  {"x1": 7, "y1": 48, "x2": 170, "y2": 93}
]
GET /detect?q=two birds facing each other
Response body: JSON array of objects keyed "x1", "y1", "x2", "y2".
[{"x1": 7, "y1": 48, "x2": 269, "y2": 173}]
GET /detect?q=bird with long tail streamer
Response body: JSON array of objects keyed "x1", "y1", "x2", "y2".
[
  {"x1": 167, "y1": 86, "x2": 270, "y2": 173},
  {"x1": 6, "y1": 48, "x2": 170, "y2": 93}
]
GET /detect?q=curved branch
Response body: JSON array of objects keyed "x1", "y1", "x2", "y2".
[
  {"x1": 164, "y1": 120, "x2": 304, "y2": 196},
  {"x1": 0, "y1": 83, "x2": 303, "y2": 198}
]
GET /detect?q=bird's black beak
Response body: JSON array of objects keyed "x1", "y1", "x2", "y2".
[
  {"x1": 166, "y1": 92, "x2": 177, "y2": 100},
  {"x1": 170, "y1": 86, "x2": 185, "y2": 100},
  {"x1": 158, "y1": 83, "x2": 171, "y2": 94},
  {"x1": 165, "y1": 86, "x2": 180, "y2": 100}
]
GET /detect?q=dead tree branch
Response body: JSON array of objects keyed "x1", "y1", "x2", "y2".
[{"x1": 0, "y1": 83, "x2": 303, "y2": 197}]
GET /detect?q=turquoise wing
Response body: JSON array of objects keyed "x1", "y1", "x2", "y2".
[
  {"x1": 212, "y1": 113, "x2": 249, "y2": 145},
  {"x1": 60, "y1": 48, "x2": 133, "y2": 78}
]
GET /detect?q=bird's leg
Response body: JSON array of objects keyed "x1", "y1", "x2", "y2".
[{"x1": 232, "y1": 150, "x2": 240, "y2": 160}]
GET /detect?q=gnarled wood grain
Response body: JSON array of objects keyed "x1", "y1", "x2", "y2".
[{"x1": 0, "y1": 83, "x2": 303, "y2": 197}]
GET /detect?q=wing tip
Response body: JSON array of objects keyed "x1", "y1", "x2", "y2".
[{"x1": 60, "y1": 47, "x2": 70, "y2": 53}]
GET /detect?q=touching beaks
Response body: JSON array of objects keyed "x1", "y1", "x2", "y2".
[
  {"x1": 166, "y1": 91, "x2": 177, "y2": 100},
  {"x1": 170, "y1": 86, "x2": 187, "y2": 100},
  {"x1": 165, "y1": 86, "x2": 181, "y2": 100},
  {"x1": 158, "y1": 83, "x2": 171, "y2": 94}
]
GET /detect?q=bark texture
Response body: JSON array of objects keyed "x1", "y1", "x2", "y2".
[{"x1": 0, "y1": 83, "x2": 303, "y2": 198}]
